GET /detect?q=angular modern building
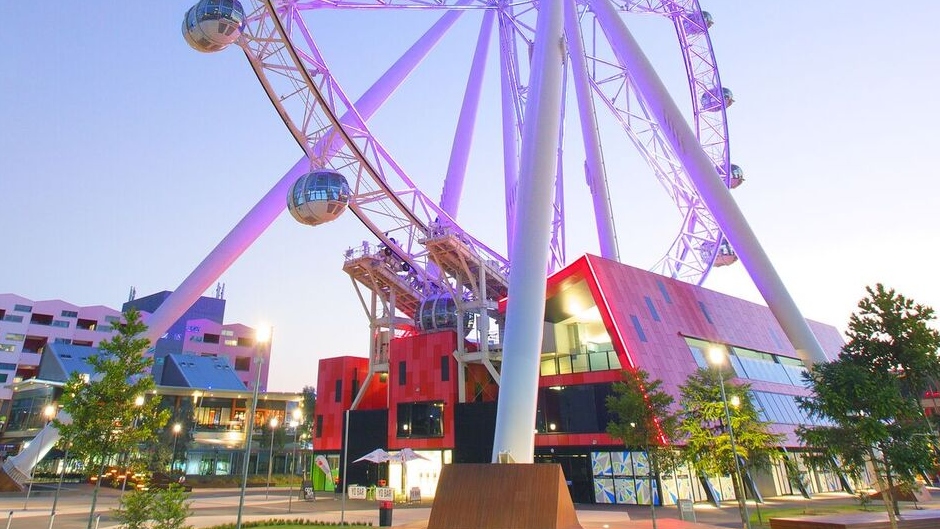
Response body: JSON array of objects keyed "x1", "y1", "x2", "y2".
[
  {"x1": 1, "y1": 344, "x2": 301, "y2": 480},
  {"x1": 0, "y1": 295, "x2": 124, "y2": 415},
  {"x1": 0, "y1": 292, "x2": 272, "y2": 423},
  {"x1": 0, "y1": 290, "x2": 274, "y2": 473},
  {"x1": 312, "y1": 254, "x2": 847, "y2": 505}
]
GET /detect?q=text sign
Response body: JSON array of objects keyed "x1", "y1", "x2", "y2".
[
  {"x1": 375, "y1": 487, "x2": 395, "y2": 501},
  {"x1": 348, "y1": 485, "x2": 367, "y2": 499}
]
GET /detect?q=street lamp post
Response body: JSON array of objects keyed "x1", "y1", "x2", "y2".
[
  {"x1": 171, "y1": 423, "x2": 182, "y2": 473},
  {"x1": 121, "y1": 395, "x2": 146, "y2": 494},
  {"x1": 708, "y1": 346, "x2": 751, "y2": 529},
  {"x1": 287, "y1": 408, "x2": 302, "y2": 513},
  {"x1": 48, "y1": 439, "x2": 70, "y2": 529},
  {"x1": 236, "y1": 327, "x2": 270, "y2": 529},
  {"x1": 25, "y1": 403, "x2": 56, "y2": 510},
  {"x1": 266, "y1": 417, "x2": 279, "y2": 499}
]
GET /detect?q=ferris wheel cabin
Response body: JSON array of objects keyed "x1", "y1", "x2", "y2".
[
  {"x1": 182, "y1": 0, "x2": 245, "y2": 53},
  {"x1": 287, "y1": 170, "x2": 352, "y2": 227}
]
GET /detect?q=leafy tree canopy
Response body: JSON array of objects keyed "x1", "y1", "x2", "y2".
[
  {"x1": 606, "y1": 368, "x2": 680, "y2": 469},
  {"x1": 54, "y1": 308, "x2": 171, "y2": 467},
  {"x1": 678, "y1": 367, "x2": 783, "y2": 477}
]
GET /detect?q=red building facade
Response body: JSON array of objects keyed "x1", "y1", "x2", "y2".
[{"x1": 313, "y1": 254, "x2": 845, "y2": 504}]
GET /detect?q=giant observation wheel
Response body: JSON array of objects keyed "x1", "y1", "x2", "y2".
[
  {"x1": 0, "y1": 1, "x2": 832, "y2": 485},
  {"x1": 180, "y1": 0, "x2": 740, "y2": 305}
]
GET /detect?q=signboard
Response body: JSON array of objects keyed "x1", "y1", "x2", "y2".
[
  {"x1": 409, "y1": 487, "x2": 421, "y2": 503},
  {"x1": 301, "y1": 480, "x2": 314, "y2": 500},
  {"x1": 348, "y1": 485, "x2": 367, "y2": 499},
  {"x1": 677, "y1": 499, "x2": 696, "y2": 522},
  {"x1": 375, "y1": 487, "x2": 395, "y2": 502}
]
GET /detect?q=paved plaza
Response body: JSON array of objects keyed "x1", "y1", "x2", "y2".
[{"x1": 2, "y1": 484, "x2": 939, "y2": 529}]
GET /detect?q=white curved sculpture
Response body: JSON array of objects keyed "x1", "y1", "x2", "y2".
[{"x1": 0, "y1": 411, "x2": 71, "y2": 491}]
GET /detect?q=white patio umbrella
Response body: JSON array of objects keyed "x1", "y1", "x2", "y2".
[
  {"x1": 353, "y1": 448, "x2": 391, "y2": 463},
  {"x1": 392, "y1": 448, "x2": 429, "y2": 495},
  {"x1": 353, "y1": 448, "x2": 391, "y2": 487}
]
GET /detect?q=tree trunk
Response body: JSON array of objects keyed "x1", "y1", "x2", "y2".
[
  {"x1": 86, "y1": 458, "x2": 107, "y2": 529},
  {"x1": 869, "y1": 448, "x2": 899, "y2": 529},
  {"x1": 884, "y1": 459, "x2": 899, "y2": 516}
]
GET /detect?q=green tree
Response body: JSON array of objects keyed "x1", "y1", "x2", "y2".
[
  {"x1": 113, "y1": 488, "x2": 152, "y2": 529},
  {"x1": 798, "y1": 285, "x2": 940, "y2": 528},
  {"x1": 151, "y1": 485, "x2": 194, "y2": 529},
  {"x1": 606, "y1": 369, "x2": 680, "y2": 529},
  {"x1": 301, "y1": 385, "x2": 316, "y2": 426},
  {"x1": 842, "y1": 284, "x2": 940, "y2": 402},
  {"x1": 54, "y1": 308, "x2": 171, "y2": 529},
  {"x1": 678, "y1": 366, "x2": 782, "y2": 524},
  {"x1": 113, "y1": 485, "x2": 192, "y2": 529}
]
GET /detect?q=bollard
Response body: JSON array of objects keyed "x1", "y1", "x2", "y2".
[{"x1": 378, "y1": 501, "x2": 393, "y2": 527}]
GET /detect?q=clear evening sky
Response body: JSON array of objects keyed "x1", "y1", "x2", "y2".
[{"x1": 2, "y1": 2, "x2": 938, "y2": 392}]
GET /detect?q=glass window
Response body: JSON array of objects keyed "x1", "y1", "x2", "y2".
[
  {"x1": 3, "y1": 315, "x2": 23, "y2": 323},
  {"x1": 588, "y1": 351, "x2": 609, "y2": 371},
  {"x1": 0, "y1": 363, "x2": 15, "y2": 370},
  {"x1": 630, "y1": 315, "x2": 648, "y2": 342},
  {"x1": 644, "y1": 296, "x2": 661, "y2": 322},
  {"x1": 5, "y1": 334, "x2": 25, "y2": 342},
  {"x1": 540, "y1": 356, "x2": 558, "y2": 376},
  {"x1": 557, "y1": 355, "x2": 573, "y2": 375},
  {"x1": 52, "y1": 320, "x2": 70, "y2": 328},
  {"x1": 234, "y1": 357, "x2": 251, "y2": 371},
  {"x1": 0, "y1": 344, "x2": 15, "y2": 352},
  {"x1": 440, "y1": 355, "x2": 450, "y2": 382},
  {"x1": 334, "y1": 380, "x2": 342, "y2": 403},
  {"x1": 13, "y1": 304, "x2": 32, "y2": 313},
  {"x1": 60, "y1": 310, "x2": 78, "y2": 318},
  {"x1": 397, "y1": 401, "x2": 444, "y2": 438},
  {"x1": 398, "y1": 361, "x2": 407, "y2": 385},
  {"x1": 656, "y1": 280, "x2": 672, "y2": 304},
  {"x1": 608, "y1": 351, "x2": 621, "y2": 370},
  {"x1": 571, "y1": 352, "x2": 589, "y2": 373},
  {"x1": 697, "y1": 301, "x2": 713, "y2": 324}
]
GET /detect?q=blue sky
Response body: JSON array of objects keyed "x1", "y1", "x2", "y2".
[{"x1": 2, "y1": 2, "x2": 938, "y2": 392}]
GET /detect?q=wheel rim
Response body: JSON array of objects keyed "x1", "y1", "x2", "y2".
[{"x1": 235, "y1": 0, "x2": 734, "y2": 311}]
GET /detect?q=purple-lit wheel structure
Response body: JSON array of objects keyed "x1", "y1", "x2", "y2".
[
  {"x1": 172, "y1": 0, "x2": 744, "y2": 457},
  {"x1": 181, "y1": 0, "x2": 741, "y2": 289},
  {"x1": 171, "y1": 0, "x2": 781, "y2": 461}
]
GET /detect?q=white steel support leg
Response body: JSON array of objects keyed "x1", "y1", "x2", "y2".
[
  {"x1": 498, "y1": 16, "x2": 522, "y2": 254},
  {"x1": 589, "y1": 0, "x2": 828, "y2": 365},
  {"x1": 143, "y1": 158, "x2": 309, "y2": 343},
  {"x1": 440, "y1": 10, "x2": 495, "y2": 217},
  {"x1": 492, "y1": 0, "x2": 566, "y2": 463},
  {"x1": 146, "y1": 9, "x2": 464, "y2": 343},
  {"x1": 564, "y1": 0, "x2": 619, "y2": 262}
]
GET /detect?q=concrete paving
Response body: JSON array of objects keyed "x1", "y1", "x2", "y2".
[{"x1": 1, "y1": 484, "x2": 938, "y2": 529}]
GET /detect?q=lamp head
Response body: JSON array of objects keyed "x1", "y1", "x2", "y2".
[
  {"x1": 707, "y1": 346, "x2": 726, "y2": 366},
  {"x1": 255, "y1": 325, "x2": 272, "y2": 345}
]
